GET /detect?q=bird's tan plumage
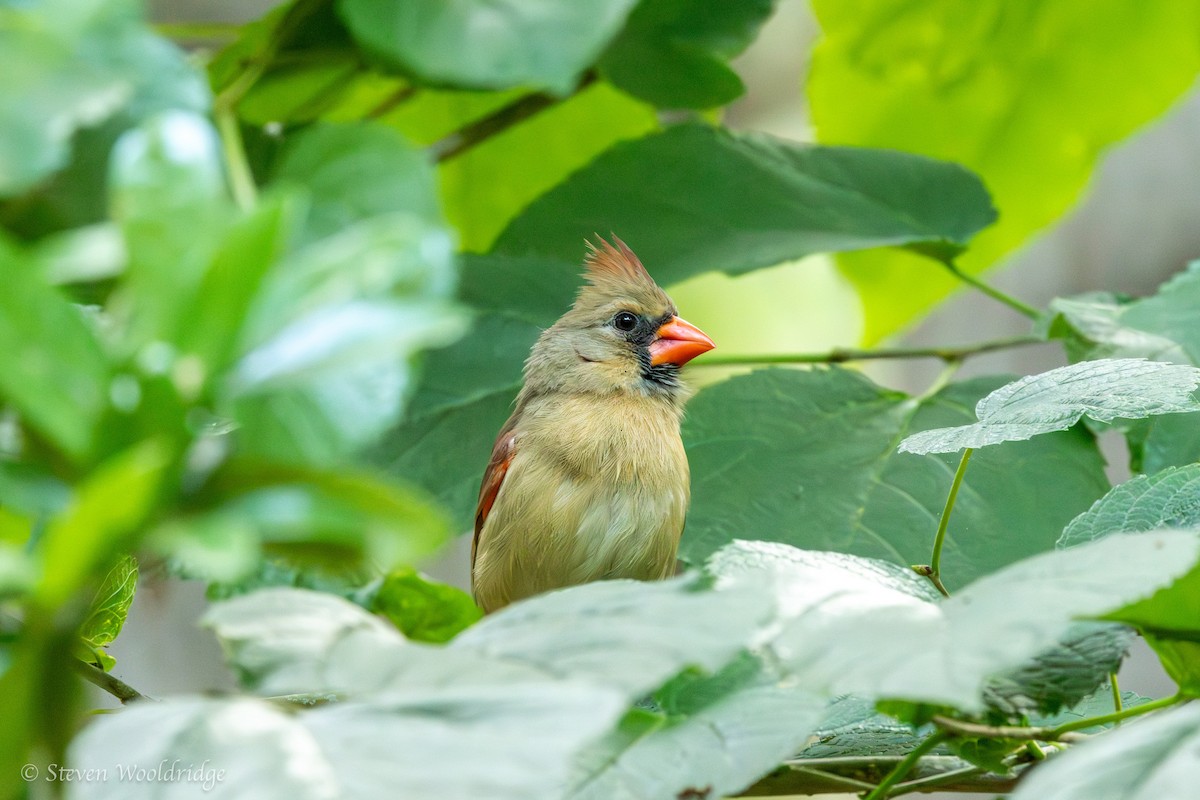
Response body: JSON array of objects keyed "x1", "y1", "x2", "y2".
[{"x1": 470, "y1": 237, "x2": 712, "y2": 613}]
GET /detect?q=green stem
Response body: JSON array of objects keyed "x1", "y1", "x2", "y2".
[
  {"x1": 891, "y1": 764, "x2": 984, "y2": 795},
  {"x1": 942, "y1": 260, "x2": 1040, "y2": 319},
  {"x1": 1110, "y1": 673, "x2": 1123, "y2": 717},
  {"x1": 215, "y1": 108, "x2": 257, "y2": 210},
  {"x1": 862, "y1": 732, "x2": 948, "y2": 800},
  {"x1": 74, "y1": 660, "x2": 148, "y2": 705},
  {"x1": 913, "y1": 448, "x2": 974, "y2": 598},
  {"x1": 430, "y1": 71, "x2": 598, "y2": 162},
  {"x1": 693, "y1": 335, "x2": 1042, "y2": 368},
  {"x1": 1050, "y1": 692, "x2": 1182, "y2": 737}
]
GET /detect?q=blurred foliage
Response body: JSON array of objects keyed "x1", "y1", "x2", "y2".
[
  {"x1": 4, "y1": 0, "x2": 1200, "y2": 797},
  {"x1": 810, "y1": 0, "x2": 1200, "y2": 341}
]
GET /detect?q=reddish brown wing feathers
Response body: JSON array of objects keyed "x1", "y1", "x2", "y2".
[{"x1": 472, "y1": 422, "x2": 517, "y2": 571}]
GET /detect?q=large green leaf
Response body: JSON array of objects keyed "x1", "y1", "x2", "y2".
[
  {"x1": 809, "y1": 0, "x2": 1200, "y2": 341},
  {"x1": 495, "y1": 124, "x2": 997, "y2": 285},
  {"x1": 597, "y1": 0, "x2": 774, "y2": 109},
  {"x1": 335, "y1": 0, "x2": 639, "y2": 93},
  {"x1": 900, "y1": 359, "x2": 1200, "y2": 455},
  {"x1": 0, "y1": 242, "x2": 109, "y2": 461},
  {"x1": 0, "y1": 0, "x2": 207, "y2": 195},
  {"x1": 682, "y1": 369, "x2": 1108, "y2": 588},
  {"x1": 1007, "y1": 703, "x2": 1200, "y2": 800},
  {"x1": 709, "y1": 535, "x2": 1200, "y2": 711}
]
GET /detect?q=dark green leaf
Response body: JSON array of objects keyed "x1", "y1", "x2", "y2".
[
  {"x1": 78, "y1": 554, "x2": 138, "y2": 668},
  {"x1": 1059, "y1": 465, "x2": 1200, "y2": 548},
  {"x1": 709, "y1": 535, "x2": 1200, "y2": 711},
  {"x1": 1007, "y1": 703, "x2": 1200, "y2": 800},
  {"x1": 901, "y1": 359, "x2": 1200, "y2": 455},
  {"x1": 0, "y1": 243, "x2": 109, "y2": 461},
  {"x1": 796, "y1": 695, "x2": 928, "y2": 759},
  {"x1": 496, "y1": 124, "x2": 997, "y2": 283},
  {"x1": 983, "y1": 623, "x2": 1134, "y2": 718},
  {"x1": 365, "y1": 568, "x2": 481, "y2": 643},
  {"x1": 682, "y1": 369, "x2": 1108, "y2": 589},
  {"x1": 335, "y1": 0, "x2": 640, "y2": 93},
  {"x1": 598, "y1": 0, "x2": 774, "y2": 108}
]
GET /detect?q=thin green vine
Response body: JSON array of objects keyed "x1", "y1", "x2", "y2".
[{"x1": 913, "y1": 447, "x2": 974, "y2": 597}]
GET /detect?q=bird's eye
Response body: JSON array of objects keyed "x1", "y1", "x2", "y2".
[{"x1": 613, "y1": 311, "x2": 638, "y2": 332}]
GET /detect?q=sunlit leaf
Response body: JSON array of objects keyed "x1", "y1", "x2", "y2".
[
  {"x1": 77, "y1": 555, "x2": 138, "y2": 669},
  {"x1": 809, "y1": 0, "x2": 1200, "y2": 341},
  {"x1": 710, "y1": 534, "x2": 1200, "y2": 711},
  {"x1": 900, "y1": 359, "x2": 1200, "y2": 455},
  {"x1": 1060, "y1": 465, "x2": 1200, "y2": 548},
  {"x1": 365, "y1": 568, "x2": 481, "y2": 643}
]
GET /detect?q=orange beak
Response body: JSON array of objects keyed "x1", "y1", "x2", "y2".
[{"x1": 649, "y1": 316, "x2": 715, "y2": 366}]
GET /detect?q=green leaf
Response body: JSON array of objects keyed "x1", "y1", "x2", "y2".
[
  {"x1": 1059, "y1": 465, "x2": 1200, "y2": 548},
  {"x1": 109, "y1": 111, "x2": 233, "y2": 347},
  {"x1": 364, "y1": 568, "x2": 481, "y2": 643},
  {"x1": 335, "y1": 0, "x2": 640, "y2": 93},
  {"x1": 77, "y1": 554, "x2": 138, "y2": 668},
  {"x1": 70, "y1": 686, "x2": 626, "y2": 800},
  {"x1": 1031, "y1": 689, "x2": 1155, "y2": 731},
  {"x1": 495, "y1": 124, "x2": 997, "y2": 285},
  {"x1": 1007, "y1": 703, "x2": 1200, "y2": 800},
  {"x1": 199, "y1": 461, "x2": 451, "y2": 573},
  {"x1": 709, "y1": 534, "x2": 1200, "y2": 712},
  {"x1": 428, "y1": 82, "x2": 658, "y2": 252},
  {"x1": 982, "y1": 622, "x2": 1134, "y2": 718},
  {"x1": 809, "y1": 0, "x2": 1200, "y2": 342},
  {"x1": 34, "y1": 441, "x2": 168, "y2": 609},
  {"x1": 597, "y1": 0, "x2": 774, "y2": 109},
  {"x1": 1041, "y1": 293, "x2": 1187, "y2": 364},
  {"x1": 0, "y1": 242, "x2": 109, "y2": 461},
  {"x1": 797, "y1": 695, "x2": 928, "y2": 758},
  {"x1": 568, "y1": 654, "x2": 826, "y2": 800},
  {"x1": 682, "y1": 369, "x2": 1108, "y2": 589},
  {"x1": 1143, "y1": 637, "x2": 1200, "y2": 696},
  {"x1": 0, "y1": 0, "x2": 208, "y2": 195},
  {"x1": 270, "y1": 122, "x2": 441, "y2": 244},
  {"x1": 900, "y1": 359, "x2": 1200, "y2": 455}
]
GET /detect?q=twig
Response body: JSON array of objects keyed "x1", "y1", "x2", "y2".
[
  {"x1": 912, "y1": 447, "x2": 974, "y2": 597},
  {"x1": 1110, "y1": 673, "x2": 1123, "y2": 717},
  {"x1": 891, "y1": 764, "x2": 988, "y2": 795},
  {"x1": 692, "y1": 335, "x2": 1043, "y2": 368},
  {"x1": 366, "y1": 85, "x2": 419, "y2": 120},
  {"x1": 942, "y1": 260, "x2": 1041, "y2": 319},
  {"x1": 74, "y1": 661, "x2": 149, "y2": 705},
  {"x1": 215, "y1": 108, "x2": 258, "y2": 210},
  {"x1": 862, "y1": 732, "x2": 949, "y2": 800},
  {"x1": 1051, "y1": 692, "x2": 1182, "y2": 736},
  {"x1": 431, "y1": 71, "x2": 599, "y2": 162}
]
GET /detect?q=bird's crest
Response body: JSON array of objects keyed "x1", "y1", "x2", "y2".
[{"x1": 583, "y1": 235, "x2": 657, "y2": 290}]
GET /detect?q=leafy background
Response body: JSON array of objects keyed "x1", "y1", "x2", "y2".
[{"x1": 7, "y1": 0, "x2": 1200, "y2": 798}]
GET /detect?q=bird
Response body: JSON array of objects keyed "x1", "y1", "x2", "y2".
[{"x1": 470, "y1": 236, "x2": 715, "y2": 613}]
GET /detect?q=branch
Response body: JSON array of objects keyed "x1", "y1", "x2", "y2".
[
  {"x1": 932, "y1": 714, "x2": 1088, "y2": 744},
  {"x1": 431, "y1": 71, "x2": 599, "y2": 162},
  {"x1": 941, "y1": 260, "x2": 1041, "y2": 319},
  {"x1": 692, "y1": 335, "x2": 1043, "y2": 368},
  {"x1": 74, "y1": 661, "x2": 150, "y2": 705},
  {"x1": 743, "y1": 755, "x2": 1018, "y2": 796}
]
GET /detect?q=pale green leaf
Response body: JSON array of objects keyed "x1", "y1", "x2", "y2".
[
  {"x1": 710, "y1": 534, "x2": 1200, "y2": 711},
  {"x1": 78, "y1": 554, "x2": 138, "y2": 659},
  {"x1": 900, "y1": 359, "x2": 1200, "y2": 455},
  {"x1": 809, "y1": 0, "x2": 1200, "y2": 341},
  {"x1": 1008, "y1": 703, "x2": 1200, "y2": 800}
]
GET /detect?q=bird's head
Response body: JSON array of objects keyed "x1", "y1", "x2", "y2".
[{"x1": 523, "y1": 236, "x2": 715, "y2": 400}]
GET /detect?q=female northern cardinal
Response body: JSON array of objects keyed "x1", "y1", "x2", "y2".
[{"x1": 470, "y1": 237, "x2": 715, "y2": 613}]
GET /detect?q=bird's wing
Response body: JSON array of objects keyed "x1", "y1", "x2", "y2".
[{"x1": 472, "y1": 422, "x2": 518, "y2": 571}]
